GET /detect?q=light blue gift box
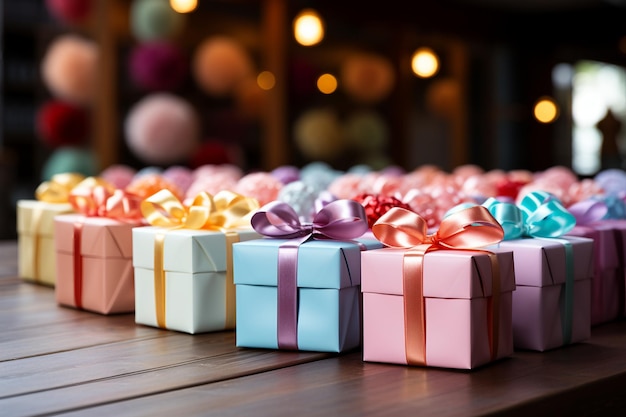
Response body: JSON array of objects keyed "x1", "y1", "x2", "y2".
[{"x1": 233, "y1": 237, "x2": 382, "y2": 352}]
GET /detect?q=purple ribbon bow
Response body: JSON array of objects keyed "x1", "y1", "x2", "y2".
[{"x1": 251, "y1": 199, "x2": 368, "y2": 350}]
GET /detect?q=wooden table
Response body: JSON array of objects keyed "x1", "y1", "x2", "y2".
[{"x1": 2, "y1": 240, "x2": 626, "y2": 417}]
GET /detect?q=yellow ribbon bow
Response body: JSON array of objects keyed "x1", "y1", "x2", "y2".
[
  {"x1": 35, "y1": 173, "x2": 85, "y2": 203},
  {"x1": 141, "y1": 189, "x2": 259, "y2": 230}
]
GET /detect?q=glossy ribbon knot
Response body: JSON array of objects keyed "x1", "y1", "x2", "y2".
[
  {"x1": 567, "y1": 199, "x2": 608, "y2": 226},
  {"x1": 373, "y1": 205, "x2": 505, "y2": 250},
  {"x1": 141, "y1": 189, "x2": 260, "y2": 230},
  {"x1": 251, "y1": 199, "x2": 369, "y2": 241},
  {"x1": 35, "y1": 172, "x2": 85, "y2": 203},
  {"x1": 69, "y1": 177, "x2": 144, "y2": 222},
  {"x1": 483, "y1": 191, "x2": 576, "y2": 239}
]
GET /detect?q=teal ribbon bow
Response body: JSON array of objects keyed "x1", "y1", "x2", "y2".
[{"x1": 482, "y1": 191, "x2": 576, "y2": 240}]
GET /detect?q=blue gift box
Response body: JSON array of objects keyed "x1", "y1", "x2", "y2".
[{"x1": 233, "y1": 237, "x2": 382, "y2": 352}]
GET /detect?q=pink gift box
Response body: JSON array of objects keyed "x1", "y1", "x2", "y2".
[
  {"x1": 568, "y1": 223, "x2": 621, "y2": 325},
  {"x1": 600, "y1": 220, "x2": 626, "y2": 317},
  {"x1": 495, "y1": 236, "x2": 594, "y2": 351},
  {"x1": 54, "y1": 214, "x2": 142, "y2": 314},
  {"x1": 361, "y1": 248, "x2": 515, "y2": 370}
]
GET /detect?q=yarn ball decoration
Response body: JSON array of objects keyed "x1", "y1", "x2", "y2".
[
  {"x1": 234, "y1": 172, "x2": 282, "y2": 206},
  {"x1": 340, "y1": 52, "x2": 395, "y2": 104},
  {"x1": 192, "y1": 36, "x2": 255, "y2": 97},
  {"x1": 45, "y1": 0, "x2": 92, "y2": 24},
  {"x1": 100, "y1": 164, "x2": 137, "y2": 189},
  {"x1": 41, "y1": 34, "x2": 98, "y2": 105},
  {"x1": 277, "y1": 180, "x2": 320, "y2": 222},
  {"x1": 124, "y1": 93, "x2": 200, "y2": 165},
  {"x1": 130, "y1": 0, "x2": 185, "y2": 41},
  {"x1": 189, "y1": 140, "x2": 236, "y2": 168},
  {"x1": 126, "y1": 173, "x2": 183, "y2": 200},
  {"x1": 41, "y1": 146, "x2": 98, "y2": 181},
  {"x1": 344, "y1": 110, "x2": 389, "y2": 152},
  {"x1": 271, "y1": 165, "x2": 300, "y2": 185},
  {"x1": 128, "y1": 41, "x2": 188, "y2": 91},
  {"x1": 35, "y1": 100, "x2": 90, "y2": 148},
  {"x1": 293, "y1": 108, "x2": 347, "y2": 161},
  {"x1": 162, "y1": 165, "x2": 194, "y2": 195}
]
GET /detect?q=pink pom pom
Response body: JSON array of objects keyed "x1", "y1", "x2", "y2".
[
  {"x1": 100, "y1": 164, "x2": 136, "y2": 189},
  {"x1": 41, "y1": 34, "x2": 98, "y2": 105},
  {"x1": 327, "y1": 173, "x2": 367, "y2": 199},
  {"x1": 192, "y1": 164, "x2": 243, "y2": 181},
  {"x1": 124, "y1": 93, "x2": 200, "y2": 165},
  {"x1": 234, "y1": 172, "x2": 282, "y2": 206},
  {"x1": 185, "y1": 172, "x2": 239, "y2": 202},
  {"x1": 162, "y1": 165, "x2": 194, "y2": 194}
]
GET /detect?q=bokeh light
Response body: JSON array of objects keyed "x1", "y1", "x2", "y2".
[{"x1": 293, "y1": 9, "x2": 324, "y2": 46}]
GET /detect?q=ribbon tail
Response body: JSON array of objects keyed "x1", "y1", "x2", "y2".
[
  {"x1": 154, "y1": 233, "x2": 167, "y2": 329},
  {"x1": 224, "y1": 232, "x2": 239, "y2": 329},
  {"x1": 277, "y1": 244, "x2": 299, "y2": 350},
  {"x1": 403, "y1": 249, "x2": 427, "y2": 366}
]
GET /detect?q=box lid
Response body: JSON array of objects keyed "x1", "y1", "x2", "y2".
[
  {"x1": 133, "y1": 226, "x2": 261, "y2": 273},
  {"x1": 361, "y1": 247, "x2": 515, "y2": 299},
  {"x1": 55, "y1": 214, "x2": 140, "y2": 258},
  {"x1": 17, "y1": 200, "x2": 74, "y2": 236},
  {"x1": 492, "y1": 235, "x2": 593, "y2": 287},
  {"x1": 233, "y1": 237, "x2": 383, "y2": 289}
]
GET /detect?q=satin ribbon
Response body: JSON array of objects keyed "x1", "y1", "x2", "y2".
[
  {"x1": 483, "y1": 191, "x2": 577, "y2": 345},
  {"x1": 482, "y1": 191, "x2": 576, "y2": 239},
  {"x1": 598, "y1": 193, "x2": 626, "y2": 220},
  {"x1": 251, "y1": 199, "x2": 368, "y2": 350},
  {"x1": 567, "y1": 199, "x2": 608, "y2": 226},
  {"x1": 35, "y1": 173, "x2": 85, "y2": 203},
  {"x1": 29, "y1": 173, "x2": 84, "y2": 281},
  {"x1": 372, "y1": 205, "x2": 504, "y2": 366},
  {"x1": 141, "y1": 189, "x2": 259, "y2": 329}
]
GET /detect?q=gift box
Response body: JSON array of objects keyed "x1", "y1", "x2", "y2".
[
  {"x1": 18, "y1": 200, "x2": 75, "y2": 286},
  {"x1": 495, "y1": 236, "x2": 594, "y2": 351},
  {"x1": 133, "y1": 226, "x2": 261, "y2": 334},
  {"x1": 54, "y1": 214, "x2": 141, "y2": 314},
  {"x1": 234, "y1": 199, "x2": 381, "y2": 353},
  {"x1": 17, "y1": 173, "x2": 86, "y2": 286},
  {"x1": 600, "y1": 219, "x2": 626, "y2": 317},
  {"x1": 568, "y1": 223, "x2": 621, "y2": 325},
  {"x1": 361, "y1": 247, "x2": 515, "y2": 369},
  {"x1": 233, "y1": 237, "x2": 382, "y2": 352}
]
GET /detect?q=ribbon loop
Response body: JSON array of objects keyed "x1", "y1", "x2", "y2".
[
  {"x1": 373, "y1": 205, "x2": 504, "y2": 250},
  {"x1": 252, "y1": 199, "x2": 368, "y2": 240},
  {"x1": 36, "y1": 173, "x2": 85, "y2": 203},
  {"x1": 68, "y1": 177, "x2": 144, "y2": 222},
  {"x1": 567, "y1": 199, "x2": 608, "y2": 226},
  {"x1": 483, "y1": 191, "x2": 576, "y2": 239}
]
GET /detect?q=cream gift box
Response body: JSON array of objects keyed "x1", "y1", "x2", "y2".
[
  {"x1": 233, "y1": 199, "x2": 380, "y2": 353},
  {"x1": 361, "y1": 247, "x2": 515, "y2": 369},
  {"x1": 55, "y1": 214, "x2": 141, "y2": 314},
  {"x1": 18, "y1": 200, "x2": 74, "y2": 286},
  {"x1": 133, "y1": 228, "x2": 260, "y2": 334},
  {"x1": 133, "y1": 189, "x2": 261, "y2": 334},
  {"x1": 494, "y1": 236, "x2": 594, "y2": 351},
  {"x1": 16, "y1": 172, "x2": 84, "y2": 285}
]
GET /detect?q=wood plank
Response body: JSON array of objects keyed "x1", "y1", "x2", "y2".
[
  {"x1": 42, "y1": 321, "x2": 626, "y2": 417},
  {"x1": 2, "y1": 343, "x2": 332, "y2": 417}
]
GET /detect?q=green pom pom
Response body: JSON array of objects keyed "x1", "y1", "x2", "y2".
[
  {"x1": 41, "y1": 147, "x2": 98, "y2": 181},
  {"x1": 130, "y1": 0, "x2": 185, "y2": 41}
]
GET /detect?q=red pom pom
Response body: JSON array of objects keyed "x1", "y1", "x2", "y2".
[
  {"x1": 36, "y1": 100, "x2": 90, "y2": 148},
  {"x1": 189, "y1": 140, "x2": 234, "y2": 168},
  {"x1": 353, "y1": 193, "x2": 412, "y2": 228},
  {"x1": 46, "y1": 0, "x2": 92, "y2": 24},
  {"x1": 496, "y1": 178, "x2": 529, "y2": 200}
]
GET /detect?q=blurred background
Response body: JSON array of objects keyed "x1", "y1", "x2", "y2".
[{"x1": 2, "y1": 0, "x2": 626, "y2": 239}]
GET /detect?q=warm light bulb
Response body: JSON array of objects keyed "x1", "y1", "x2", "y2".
[
  {"x1": 293, "y1": 9, "x2": 324, "y2": 46},
  {"x1": 534, "y1": 97, "x2": 559, "y2": 123},
  {"x1": 257, "y1": 71, "x2": 276, "y2": 90},
  {"x1": 411, "y1": 48, "x2": 439, "y2": 78},
  {"x1": 317, "y1": 73, "x2": 337, "y2": 94},
  {"x1": 170, "y1": 0, "x2": 197, "y2": 13}
]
